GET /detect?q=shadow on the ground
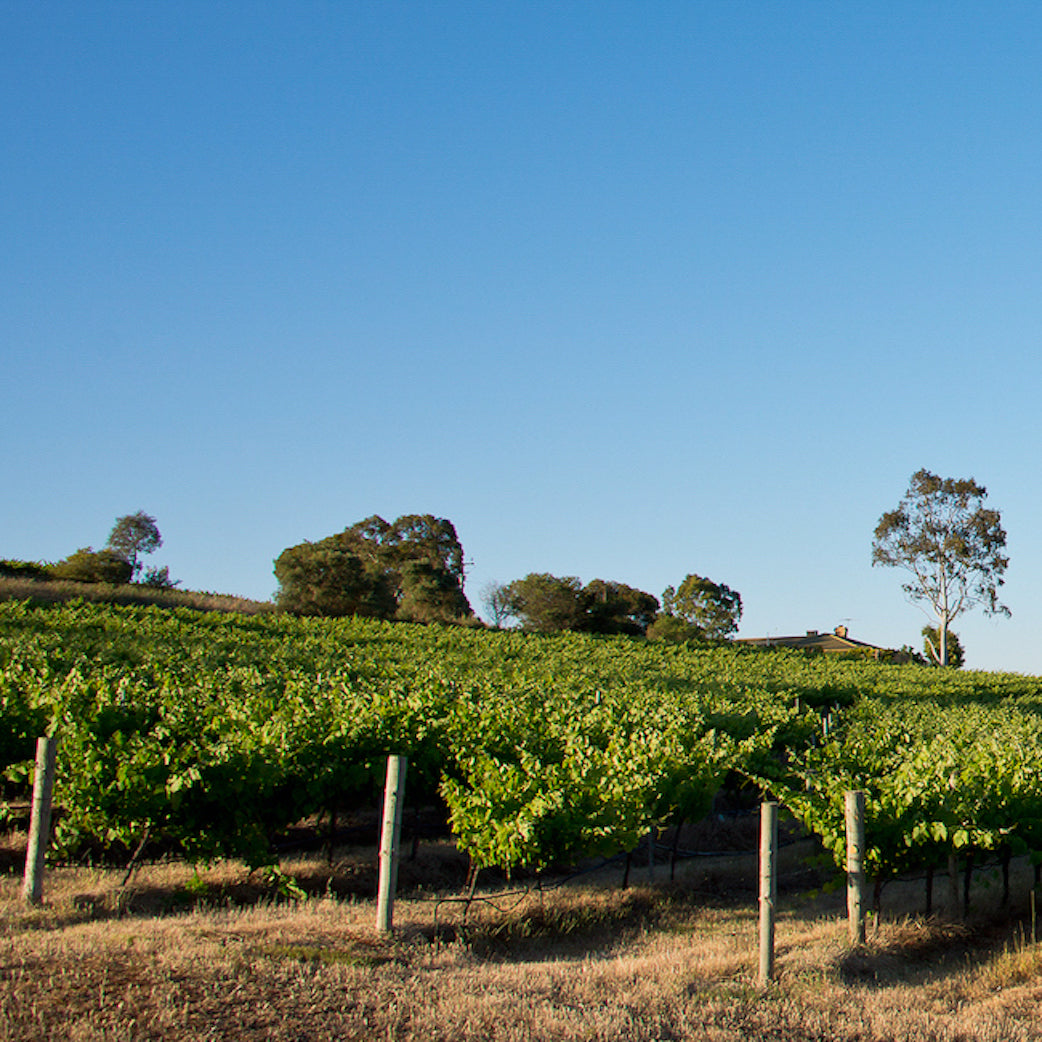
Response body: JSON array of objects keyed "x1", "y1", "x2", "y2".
[{"x1": 838, "y1": 914, "x2": 1024, "y2": 987}]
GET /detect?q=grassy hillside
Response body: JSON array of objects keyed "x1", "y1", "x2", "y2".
[{"x1": 0, "y1": 574, "x2": 273, "y2": 615}]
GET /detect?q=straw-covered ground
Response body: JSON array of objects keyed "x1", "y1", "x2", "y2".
[{"x1": 4, "y1": 825, "x2": 1042, "y2": 1042}]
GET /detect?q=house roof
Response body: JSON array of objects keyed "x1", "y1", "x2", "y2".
[{"x1": 737, "y1": 626, "x2": 885, "y2": 654}]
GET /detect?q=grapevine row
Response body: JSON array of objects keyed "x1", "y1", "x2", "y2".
[{"x1": 2, "y1": 598, "x2": 1042, "y2": 886}]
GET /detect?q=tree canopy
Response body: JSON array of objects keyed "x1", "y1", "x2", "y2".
[
  {"x1": 645, "y1": 613, "x2": 705, "y2": 644},
  {"x1": 273, "y1": 538, "x2": 396, "y2": 618},
  {"x1": 872, "y1": 469, "x2": 1009, "y2": 666},
  {"x1": 106, "y1": 511, "x2": 162, "y2": 579},
  {"x1": 498, "y1": 574, "x2": 660, "y2": 635},
  {"x1": 502, "y1": 573, "x2": 587, "y2": 633},
  {"x1": 274, "y1": 514, "x2": 472, "y2": 623},
  {"x1": 584, "y1": 579, "x2": 660, "y2": 635},
  {"x1": 661, "y1": 574, "x2": 743, "y2": 640}
]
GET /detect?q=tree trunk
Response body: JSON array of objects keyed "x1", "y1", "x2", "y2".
[
  {"x1": 963, "y1": 851, "x2": 975, "y2": 916},
  {"x1": 410, "y1": 804, "x2": 421, "y2": 861},
  {"x1": 1001, "y1": 846, "x2": 1011, "y2": 908},
  {"x1": 937, "y1": 570, "x2": 951, "y2": 665},
  {"x1": 324, "y1": 806, "x2": 337, "y2": 865}
]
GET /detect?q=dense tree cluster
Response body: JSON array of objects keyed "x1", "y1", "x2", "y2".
[
  {"x1": 276, "y1": 518, "x2": 745, "y2": 640},
  {"x1": 274, "y1": 514, "x2": 472, "y2": 623},
  {"x1": 482, "y1": 571, "x2": 742, "y2": 641},
  {"x1": 486, "y1": 574, "x2": 660, "y2": 635}
]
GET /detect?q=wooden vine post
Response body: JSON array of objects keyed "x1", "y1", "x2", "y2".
[
  {"x1": 845, "y1": 789, "x2": 866, "y2": 944},
  {"x1": 22, "y1": 736, "x2": 58, "y2": 906},
  {"x1": 375, "y1": 754, "x2": 408, "y2": 934},
  {"x1": 758, "y1": 801, "x2": 778, "y2": 987}
]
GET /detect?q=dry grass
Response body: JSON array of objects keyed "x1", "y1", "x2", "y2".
[
  {"x1": 0, "y1": 577, "x2": 272, "y2": 615},
  {"x1": 4, "y1": 839, "x2": 1042, "y2": 1041}
]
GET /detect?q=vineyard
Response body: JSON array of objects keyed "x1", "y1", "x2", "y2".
[{"x1": 3, "y1": 598, "x2": 1042, "y2": 896}]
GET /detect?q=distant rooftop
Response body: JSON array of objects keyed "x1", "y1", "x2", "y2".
[{"x1": 737, "y1": 625, "x2": 886, "y2": 654}]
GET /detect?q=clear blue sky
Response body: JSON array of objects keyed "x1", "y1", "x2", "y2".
[{"x1": 4, "y1": 2, "x2": 1041, "y2": 672}]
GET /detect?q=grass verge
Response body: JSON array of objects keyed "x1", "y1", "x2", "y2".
[{"x1": 4, "y1": 843, "x2": 1042, "y2": 1040}]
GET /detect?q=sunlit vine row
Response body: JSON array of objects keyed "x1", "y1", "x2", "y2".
[{"x1": 2, "y1": 598, "x2": 1041, "y2": 879}]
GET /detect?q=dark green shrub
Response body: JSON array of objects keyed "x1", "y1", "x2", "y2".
[
  {"x1": 141, "y1": 565, "x2": 180, "y2": 589},
  {"x1": 0, "y1": 559, "x2": 50, "y2": 580},
  {"x1": 49, "y1": 548, "x2": 134, "y2": 584}
]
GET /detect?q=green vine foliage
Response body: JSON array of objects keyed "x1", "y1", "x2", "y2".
[
  {"x1": 763, "y1": 698, "x2": 1042, "y2": 879},
  {"x1": 3, "y1": 599, "x2": 1042, "y2": 878}
]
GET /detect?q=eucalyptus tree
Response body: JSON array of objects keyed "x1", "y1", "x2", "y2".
[{"x1": 872, "y1": 470, "x2": 1009, "y2": 666}]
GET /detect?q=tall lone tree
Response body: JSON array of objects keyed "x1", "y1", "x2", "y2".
[
  {"x1": 106, "y1": 511, "x2": 162, "y2": 580},
  {"x1": 872, "y1": 469, "x2": 1010, "y2": 666}
]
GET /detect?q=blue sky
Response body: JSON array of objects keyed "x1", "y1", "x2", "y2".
[{"x1": 4, "y1": 2, "x2": 1041, "y2": 671}]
